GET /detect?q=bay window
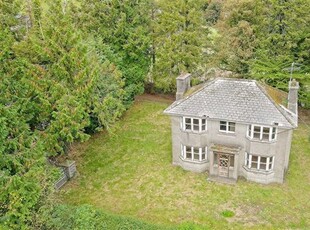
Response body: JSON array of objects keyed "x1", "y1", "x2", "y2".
[
  {"x1": 245, "y1": 153, "x2": 274, "y2": 171},
  {"x1": 247, "y1": 125, "x2": 277, "y2": 141},
  {"x1": 181, "y1": 145, "x2": 207, "y2": 162},
  {"x1": 182, "y1": 117, "x2": 207, "y2": 132}
]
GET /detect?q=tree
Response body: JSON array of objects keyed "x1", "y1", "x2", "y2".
[
  {"x1": 78, "y1": 0, "x2": 152, "y2": 105},
  {"x1": 0, "y1": 22, "x2": 56, "y2": 229},
  {"x1": 152, "y1": 0, "x2": 209, "y2": 91},
  {"x1": 250, "y1": 0, "x2": 310, "y2": 107},
  {"x1": 210, "y1": 0, "x2": 258, "y2": 75}
]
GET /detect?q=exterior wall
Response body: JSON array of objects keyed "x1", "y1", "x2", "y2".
[
  {"x1": 284, "y1": 129, "x2": 293, "y2": 171},
  {"x1": 169, "y1": 115, "x2": 294, "y2": 184},
  {"x1": 170, "y1": 116, "x2": 209, "y2": 172}
]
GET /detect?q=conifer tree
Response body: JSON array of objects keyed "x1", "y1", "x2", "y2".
[
  {"x1": 79, "y1": 0, "x2": 152, "y2": 104},
  {"x1": 152, "y1": 0, "x2": 209, "y2": 91}
]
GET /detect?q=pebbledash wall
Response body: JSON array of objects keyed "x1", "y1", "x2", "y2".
[{"x1": 170, "y1": 116, "x2": 293, "y2": 184}]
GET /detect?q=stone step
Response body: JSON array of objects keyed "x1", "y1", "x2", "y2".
[{"x1": 207, "y1": 175, "x2": 237, "y2": 185}]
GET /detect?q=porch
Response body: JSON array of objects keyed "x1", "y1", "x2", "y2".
[{"x1": 208, "y1": 144, "x2": 241, "y2": 183}]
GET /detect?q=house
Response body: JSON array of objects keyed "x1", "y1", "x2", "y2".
[{"x1": 163, "y1": 73, "x2": 299, "y2": 184}]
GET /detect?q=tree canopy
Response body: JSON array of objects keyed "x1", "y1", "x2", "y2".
[{"x1": 1, "y1": 0, "x2": 309, "y2": 228}]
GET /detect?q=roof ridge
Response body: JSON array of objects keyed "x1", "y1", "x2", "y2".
[
  {"x1": 216, "y1": 77, "x2": 256, "y2": 83},
  {"x1": 256, "y1": 82, "x2": 296, "y2": 128}
]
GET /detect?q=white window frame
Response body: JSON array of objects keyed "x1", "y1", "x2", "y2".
[
  {"x1": 219, "y1": 121, "x2": 236, "y2": 133},
  {"x1": 245, "y1": 152, "x2": 274, "y2": 171},
  {"x1": 181, "y1": 117, "x2": 207, "y2": 132},
  {"x1": 181, "y1": 144, "x2": 207, "y2": 162},
  {"x1": 247, "y1": 125, "x2": 277, "y2": 141}
]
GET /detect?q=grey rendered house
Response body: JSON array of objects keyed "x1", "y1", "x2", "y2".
[{"x1": 164, "y1": 73, "x2": 299, "y2": 184}]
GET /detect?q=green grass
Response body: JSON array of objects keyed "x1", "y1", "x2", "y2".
[{"x1": 60, "y1": 96, "x2": 310, "y2": 229}]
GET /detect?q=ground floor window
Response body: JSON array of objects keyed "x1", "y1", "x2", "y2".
[
  {"x1": 181, "y1": 145, "x2": 207, "y2": 162},
  {"x1": 245, "y1": 153, "x2": 274, "y2": 171}
]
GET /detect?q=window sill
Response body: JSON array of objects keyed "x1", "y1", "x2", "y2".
[
  {"x1": 246, "y1": 136, "x2": 277, "y2": 144},
  {"x1": 180, "y1": 157, "x2": 208, "y2": 164},
  {"x1": 218, "y1": 131, "x2": 236, "y2": 136},
  {"x1": 243, "y1": 166, "x2": 274, "y2": 175},
  {"x1": 181, "y1": 129, "x2": 208, "y2": 134}
]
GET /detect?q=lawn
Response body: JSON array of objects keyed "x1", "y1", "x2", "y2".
[{"x1": 60, "y1": 95, "x2": 310, "y2": 229}]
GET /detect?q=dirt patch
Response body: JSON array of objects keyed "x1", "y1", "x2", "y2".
[
  {"x1": 219, "y1": 202, "x2": 268, "y2": 227},
  {"x1": 135, "y1": 93, "x2": 174, "y2": 103},
  {"x1": 299, "y1": 107, "x2": 310, "y2": 123}
]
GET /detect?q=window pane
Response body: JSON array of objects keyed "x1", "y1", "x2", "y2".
[
  {"x1": 202, "y1": 153, "x2": 207, "y2": 160},
  {"x1": 220, "y1": 125, "x2": 226, "y2": 131},
  {"x1": 271, "y1": 127, "x2": 276, "y2": 139},
  {"x1": 193, "y1": 147, "x2": 199, "y2": 153},
  {"x1": 262, "y1": 133, "x2": 269, "y2": 140},
  {"x1": 228, "y1": 122, "x2": 235, "y2": 132},
  {"x1": 201, "y1": 124, "x2": 206, "y2": 131},
  {"x1": 252, "y1": 155, "x2": 258, "y2": 162},
  {"x1": 220, "y1": 121, "x2": 226, "y2": 125},
  {"x1": 193, "y1": 153, "x2": 199, "y2": 160},
  {"x1": 186, "y1": 152, "x2": 191, "y2": 159},
  {"x1": 253, "y1": 126, "x2": 260, "y2": 138},
  {"x1": 185, "y1": 118, "x2": 191, "y2": 130},
  {"x1": 260, "y1": 157, "x2": 267, "y2": 163},
  {"x1": 193, "y1": 125, "x2": 199, "y2": 131},
  {"x1": 262, "y1": 127, "x2": 270, "y2": 140},
  {"x1": 248, "y1": 125, "x2": 252, "y2": 136},
  {"x1": 269, "y1": 157, "x2": 273, "y2": 169},
  {"x1": 193, "y1": 119, "x2": 199, "y2": 125},
  {"x1": 254, "y1": 126, "x2": 261, "y2": 132},
  {"x1": 201, "y1": 119, "x2": 206, "y2": 125},
  {"x1": 260, "y1": 163, "x2": 267, "y2": 170},
  {"x1": 251, "y1": 162, "x2": 258, "y2": 169},
  {"x1": 263, "y1": 127, "x2": 269, "y2": 133}
]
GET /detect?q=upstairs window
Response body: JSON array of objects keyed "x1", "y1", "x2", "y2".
[
  {"x1": 247, "y1": 125, "x2": 277, "y2": 141},
  {"x1": 182, "y1": 117, "x2": 207, "y2": 132},
  {"x1": 219, "y1": 121, "x2": 236, "y2": 133},
  {"x1": 245, "y1": 153, "x2": 274, "y2": 171},
  {"x1": 181, "y1": 145, "x2": 207, "y2": 162}
]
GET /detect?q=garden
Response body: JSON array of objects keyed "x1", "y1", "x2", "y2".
[{"x1": 60, "y1": 95, "x2": 310, "y2": 229}]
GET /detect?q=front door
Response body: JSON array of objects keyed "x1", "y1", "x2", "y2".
[{"x1": 218, "y1": 153, "x2": 230, "y2": 177}]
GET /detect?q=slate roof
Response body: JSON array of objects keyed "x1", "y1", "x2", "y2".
[{"x1": 164, "y1": 78, "x2": 297, "y2": 128}]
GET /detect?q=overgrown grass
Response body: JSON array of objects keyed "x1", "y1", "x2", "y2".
[{"x1": 60, "y1": 96, "x2": 310, "y2": 229}]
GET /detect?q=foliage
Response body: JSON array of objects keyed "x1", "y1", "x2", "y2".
[
  {"x1": 0, "y1": 0, "x2": 125, "y2": 228},
  {"x1": 210, "y1": 0, "x2": 258, "y2": 75},
  {"x1": 35, "y1": 204, "x2": 169, "y2": 230},
  {"x1": 78, "y1": 0, "x2": 152, "y2": 105},
  {"x1": 152, "y1": 0, "x2": 209, "y2": 91},
  {"x1": 204, "y1": 0, "x2": 222, "y2": 26}
]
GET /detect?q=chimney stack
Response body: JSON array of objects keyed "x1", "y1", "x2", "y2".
[
  {"x1": 176, "y1": 73, "x2": 191, "y2": 100},
  {"x1": 288, "y1": 79, "x2": 299, "y2": 115}
]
